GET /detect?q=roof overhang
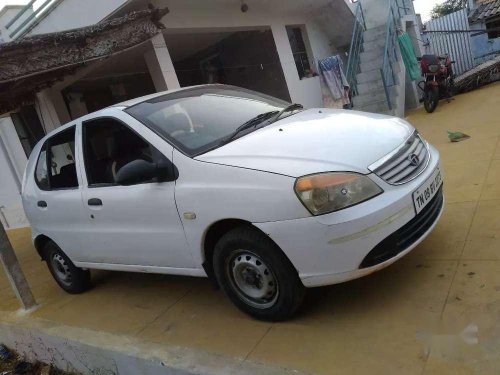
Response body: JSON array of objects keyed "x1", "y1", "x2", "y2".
[{"x1": 0, "y1": 7, "x2": 168, "y2": 114}]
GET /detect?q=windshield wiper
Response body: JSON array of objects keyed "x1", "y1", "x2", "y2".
[
  {"x1": 219, "y1": 110, "x2": 279, "y2": 146},
  {"x1": 268, "y1": 103, "x2": 304, "y2": 124}
]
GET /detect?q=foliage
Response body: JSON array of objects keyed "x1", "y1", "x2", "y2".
[{"x1": 430, "y1": 0, "x2": 468, "y2": 19}]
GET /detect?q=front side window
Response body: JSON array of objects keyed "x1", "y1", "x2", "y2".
[
  {"x1": 83, "y1": 118, "x2": 166, "y2": 186},
  {"x1": 125, "y1": 85, "x2": 291, "y2": 157}
]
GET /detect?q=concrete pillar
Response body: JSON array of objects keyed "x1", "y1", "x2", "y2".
[
  {"x1": 0, "y1": 116, "x2": 27, "y2": 184},
  {"x1": 67, "y1": 93, "x2": 88, "y2": 119},
  {"x1": 144, "y1": 33, "x2": 180, "y2": 92},
  {"x1": 49, "y1": 89, "x2": 71, "y2": 124},
  {"x1": 270, "y1": 24, "x2": 303, "y2": 105},
  {"x1": 0, "y1": 117, "x2": 29, "y2": 229},
  {"x1": 35, "y1": 89, "x2": 62, "y2": 133}
]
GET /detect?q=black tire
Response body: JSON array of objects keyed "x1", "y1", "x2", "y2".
[
  {"x1": 424, "y1": 86, "x2": 439, "y2": 113},
  {"x1": 44, "y1": 241, "x2": 91, "y2": 294},
  {"x1": 213, "y1": 226, "x2": 305, "y2": 321}
]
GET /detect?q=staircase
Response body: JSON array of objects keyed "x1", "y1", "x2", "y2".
[
  {"x1": 352, "y1": 25, "x2": 399, "y2": 115},
  {"x1": 346, "y1": 0, "x2": 411, "y2": 118}
]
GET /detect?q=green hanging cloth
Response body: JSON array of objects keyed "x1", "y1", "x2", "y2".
[{"x1": 397, "y1": 32, "x2": 420, "y2": 81}]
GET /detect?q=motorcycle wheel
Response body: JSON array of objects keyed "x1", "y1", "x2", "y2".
[{"x1": 424, "y1": 86, "x2": 439, "y2": 113}]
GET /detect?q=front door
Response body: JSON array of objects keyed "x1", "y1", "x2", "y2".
[{"x1": 77, "y1": 115, "x2": 193, "y2": 269}]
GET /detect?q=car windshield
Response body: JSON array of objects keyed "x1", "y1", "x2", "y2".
[{"x1": 125, "y1": 85, "x2": 293, "y2": 157}]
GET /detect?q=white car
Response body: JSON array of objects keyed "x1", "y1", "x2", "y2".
[{"x1": 22, "y1": 85, "x2": 443, "y2": 321}]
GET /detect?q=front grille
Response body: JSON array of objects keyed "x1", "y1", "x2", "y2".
[
  {"x1": 360, "y1": 186, "x2": 443, "y2": 269},
  {"x1": 371, "y1": 132, "x2": 430, "y2": 185}
]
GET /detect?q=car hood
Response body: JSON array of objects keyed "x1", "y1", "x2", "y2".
[{"x1": 196, "y1": 109, "x2": 414, "y2": 177}]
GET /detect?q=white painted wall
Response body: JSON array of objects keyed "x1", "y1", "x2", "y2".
[
  {"x1": 0, "y1": 117, "x2": 28, "y2": 229},
  {"x1": 360, "y1": 0, "x2": 391, "y2": 29},
  {"x1": 27, "y1": 0, "x2": 128, "y2": 35},
  {"x1": 0, "y1": 5, "x2": 32, "y2": 43},
  {"x1": 0, "y1": 0, "x2": 354, "y2": 229}
]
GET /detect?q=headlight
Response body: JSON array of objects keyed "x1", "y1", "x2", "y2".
[
  {"x1": 428, "y1": 64, "x2": 439, "y2": 73},
  {"x1": 294, "y1": 172, "x2": 383, "y2": 216}
]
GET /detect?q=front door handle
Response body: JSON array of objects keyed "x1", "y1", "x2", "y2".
[
  {"x1": 37, "y1": 200, "x2": 47, "y2": 208},
  {"x1": 88, "y1": 198, "x2": 103, "y2": 206}
]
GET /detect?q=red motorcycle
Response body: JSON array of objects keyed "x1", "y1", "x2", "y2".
[{"x1": 417, "y1": 54, "x2": 455, "y2": 113}]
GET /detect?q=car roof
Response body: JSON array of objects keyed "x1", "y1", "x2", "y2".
[{"x1": 110, "y1": 84, "x2": 230, "y2": 109}]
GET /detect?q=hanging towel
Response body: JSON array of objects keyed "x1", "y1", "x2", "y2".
[
  {"x1": 398, "y1": 32, "x2": 420, "y2": 81},
  {"x1": 318, "y1": 55, "x2": 351, "y2": 107}
]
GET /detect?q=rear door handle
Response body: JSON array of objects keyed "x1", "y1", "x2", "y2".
[
  {"x1": 37, "y1": 200, "x2": 47, "y2": 208},
  {"x1": 88, "y1": 198, "x2": 103, "y2": 206}
]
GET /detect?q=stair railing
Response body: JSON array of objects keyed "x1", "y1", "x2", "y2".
[
  {"x1": 346, "y1": 1, "x2": 367, "y2": 97},
  {"x1": 380, "y1": 0, "x2": 411, "y2": 110}
]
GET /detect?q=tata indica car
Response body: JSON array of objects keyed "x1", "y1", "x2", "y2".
[{"x1": 22, "y1": 85, "x2": 443, "y2": 321}]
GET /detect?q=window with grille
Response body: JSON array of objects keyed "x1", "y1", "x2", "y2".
[{"x1": 286, "y1": 26, "x2": 313, "y2": 80}]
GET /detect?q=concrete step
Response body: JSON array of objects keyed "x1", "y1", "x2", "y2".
[
  {"x1": 362, "y1": 38, "x2": 386, "y2": 53},
  {"x1": 353, "y1": 86, "x2": 396, "y2": 107},
  {"x1": 360, "y1": 48, "x2": 385, "y2": 64},
  {"x1": 354, "y1": 98, "x2": 392, "y2": 114},
  {"x1": 357, "y1": 79, "x2": 384, "y2": 95},
  {"x1": 356, "y1": 68, "x2": 382, "y2": 84},
  {"x1": 360, "y1": 60, "x2": 382, "y2": 74},
  {"x1": 363, "y1": 25, "x2": 387, "y2": 43}
]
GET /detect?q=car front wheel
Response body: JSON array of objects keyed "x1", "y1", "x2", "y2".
[
  {"x1": 213, "y1": 226, "x2": 305, "y2": 321},
  {"x1": 44, "y1": 241, "x2": 91, "y2": 294}
]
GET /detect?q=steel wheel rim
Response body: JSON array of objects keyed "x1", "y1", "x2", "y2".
[
  {"x1": 51, "y1": 254, "x2": 72, "y2": 286},
  {"x1": 225, "y1": 250, "x2": 279, "y2": 309}
]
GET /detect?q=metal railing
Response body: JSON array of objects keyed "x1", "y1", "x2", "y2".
[
  {"x1": 345, "y1": 1, "x2": 367, "y2": 96},
  {"x1": 380, "y1": 0, "x2": 410, "y2": 110}
]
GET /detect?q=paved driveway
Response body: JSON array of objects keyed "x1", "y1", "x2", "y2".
[{"x1": 1, "y1": 82, "x2": 500, "y2": 374}]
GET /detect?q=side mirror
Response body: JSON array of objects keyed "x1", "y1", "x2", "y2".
[{"x1": 116, "y1": 159, "x2": 177, "y2": 186}]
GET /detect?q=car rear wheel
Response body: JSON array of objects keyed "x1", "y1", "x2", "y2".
[
  {"x1": 213, "y1": 226, "x2": 305, "y2": 321},
  {"x1": 44, "y1": 241, "x2": 91, "y2": 294}
]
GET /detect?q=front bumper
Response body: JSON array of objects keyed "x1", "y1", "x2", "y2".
[{"x1": 254, "y1": 145, "x2": 443, "y2": 288}]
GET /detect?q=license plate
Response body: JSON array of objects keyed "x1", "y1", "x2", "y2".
[{"x1": 412, "y1": 167, "x2": 443, "y2": 214}]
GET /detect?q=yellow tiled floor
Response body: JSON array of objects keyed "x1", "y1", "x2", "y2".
[{"x1": 2, "y1": 82, "x2": 500, "y2": 374}]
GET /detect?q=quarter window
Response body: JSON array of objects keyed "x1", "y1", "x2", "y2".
[{"x1": 83, "y1": 118, "x2": 166, "y2": 186}]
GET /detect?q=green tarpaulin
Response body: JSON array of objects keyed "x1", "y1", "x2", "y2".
[{"x1": 398, "y1": 32, "x2": 420, "y2": 81}]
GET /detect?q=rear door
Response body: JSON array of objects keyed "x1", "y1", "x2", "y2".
[
  {"x1": 76, "y1": 112, "x2": 193, "y2": 268},
  {"x1": 25, "y1": 125, "x2": 88, "y2": 260}
]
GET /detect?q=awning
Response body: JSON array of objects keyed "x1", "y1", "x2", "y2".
[{"x1": 0, "y1": 7, "x2": 169, "y2": 114}]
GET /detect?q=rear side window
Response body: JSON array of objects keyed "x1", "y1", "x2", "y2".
[{"x1": 35, "y1": 127, "x2": 78, "y2": 190}]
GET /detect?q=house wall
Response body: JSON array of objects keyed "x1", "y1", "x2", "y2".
[
  {"x1": 359, "y1": 0, "x2": 415, "y2": 29},
  {"x1": 470, "y1": 22, "x2": 500, "y2": 64},
  {"x1": 0, "y1": 5, "x2": 34, "y2": 43},
  {"x1": 0, "y1": 116, "x2": 28, "y2": 229},
  {"x1": 360, "y1": 0, "x2": 390, "y2": 29},
  {"x1": 26, "y1": 0, "x2": 128, "y2": 35},
  {"x1": 0, "y1": 0, "x2": 353, "y2": 227}
]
